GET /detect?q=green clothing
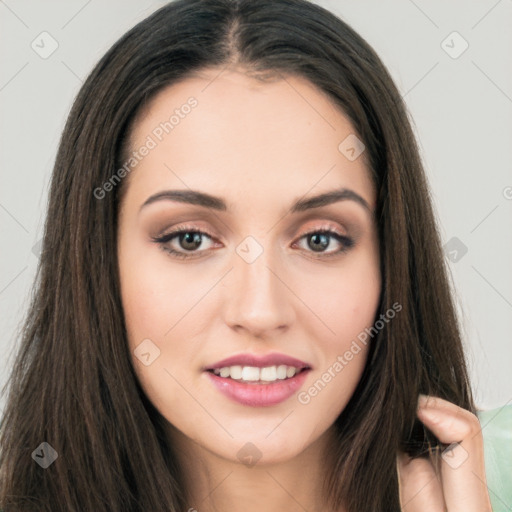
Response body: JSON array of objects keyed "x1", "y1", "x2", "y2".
[{"x1": 477, "y1": 404, "x2": 512, "y2": 512}]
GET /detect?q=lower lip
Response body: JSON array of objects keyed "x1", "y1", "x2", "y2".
[{"x1": 204, "y1": 369, "x2": 311, "y2": 407}]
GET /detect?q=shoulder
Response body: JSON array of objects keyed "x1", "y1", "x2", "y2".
[{"x1": 477, "y1": 404, "x2": 512, "y2": 512}]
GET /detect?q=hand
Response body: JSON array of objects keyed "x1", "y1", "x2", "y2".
[{"x1": 397, "y1": 394, "x2": 493, "y2": 511}]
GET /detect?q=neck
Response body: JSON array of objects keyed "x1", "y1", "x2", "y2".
[{"x1": 165, "y1": 422, "x2": 345, "y2": 512}]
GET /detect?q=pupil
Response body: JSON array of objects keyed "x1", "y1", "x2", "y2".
[
  {"x1": 309, "y1": 233, "x2": 329, "y2": 252},
  {"x1": 180, "y1": 232, "x2": 202, "y2": 251}
]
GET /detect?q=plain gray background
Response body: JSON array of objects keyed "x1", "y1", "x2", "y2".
[{"x1": 1, "y1": 0, "x2": 511, "y2": 413}]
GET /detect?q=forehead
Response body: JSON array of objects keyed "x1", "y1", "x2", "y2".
[{"x1": 123, "y1": 67, "x2": 374, "y2": 213}]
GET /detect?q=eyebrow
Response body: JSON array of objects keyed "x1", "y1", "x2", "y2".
[{"x1": 139, "y1": 188, "x2": 372, "y2": 215}]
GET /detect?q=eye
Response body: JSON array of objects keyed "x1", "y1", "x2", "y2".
[
  {"x1": 293, "y1": 228, "x2": 354, "y2": 258},
  {"x1": 151, "y1": 226, "x2": 218, "y2": 260}
]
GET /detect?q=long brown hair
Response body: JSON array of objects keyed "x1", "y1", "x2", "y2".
[{"x1": 0, "y1": 0, "x2": 474, "y2": 510}]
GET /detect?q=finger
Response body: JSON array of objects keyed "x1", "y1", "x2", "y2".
[
  {"x1": 397, "y1": 451, "x2": 446, "y2": 512},
  {"x1": 416, "y1": 395, "x2": 493, "y2": 512}
]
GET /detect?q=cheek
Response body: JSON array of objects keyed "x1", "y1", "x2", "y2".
[
  {"x1": 296, "y1": 272, "x2": 379, "y2": 425},
  {"x1": 118, "y1": 243, "x2": 207, "y2": 413},
  {"x1": 118, "y1": 238, "x2": 206, "y2": 348},
  {"x1": 298, "y1": 251, "x2": 381, "y2": 344},
  {"x1": 294, "y1": 248, "x2": 380, "y2": 408}
]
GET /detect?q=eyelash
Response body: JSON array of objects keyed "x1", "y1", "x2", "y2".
[{"x1": 151, "y1": 223, "x2": 354, "y2": 260}]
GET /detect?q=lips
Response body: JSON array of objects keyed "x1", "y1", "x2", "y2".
[
  {"x1": 202, "y1": 352, "x2": 313, "y2": 406},
  {"x1": 203, "y1": 352, "x2": 312, "y2": 371},
  {"x1": 204, "y1": 368, "x2": 311, "y2": 407}
]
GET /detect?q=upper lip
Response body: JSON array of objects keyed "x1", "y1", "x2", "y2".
[{"x1": 203, "y1": 352, "x2": 312, "y2": 371}]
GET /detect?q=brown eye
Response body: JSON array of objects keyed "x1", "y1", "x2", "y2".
[
  {"x1": 294, "y1": 229, "x2": 354, "y2": 258},
  {"x1": 177, "y1": 232, "x2": 204, "y2": 251},
  {"x1": 151, "y1": 227, "x2": 218, "y2": 260},
  {"x1": 307, "y1": 232, "x2": 331, "y2": 252}
]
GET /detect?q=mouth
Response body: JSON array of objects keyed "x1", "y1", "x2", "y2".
[
  {"x1": 204, "y1": 365, "x2": 312, "y2": 407},
  {"x1": 205, "y1": 364, "x2": 310, "y2": 384}
]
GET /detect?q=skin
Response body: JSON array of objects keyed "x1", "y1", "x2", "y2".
[
  {"x1": 398, "y1": 395, "x2": 493, "y2": 511},
  {"x1": 117, "y1": 66, "x2": 492, "y2": 512}
]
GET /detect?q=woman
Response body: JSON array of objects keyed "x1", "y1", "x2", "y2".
[{"x1": 0, "y1": 0, "x2": 494, "y2": 510}]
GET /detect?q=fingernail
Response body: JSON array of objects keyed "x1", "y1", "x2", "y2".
[{"x1": 418, "y1": 393, "x2": 429, "y2": 407}]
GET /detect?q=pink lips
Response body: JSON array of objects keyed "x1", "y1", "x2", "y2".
[
  {"x1": 202, "y1": 352, "x2": 312, "y2": 407},
  {"x1": 205, "y1": 368, "x2": 311, "y2": 407}
]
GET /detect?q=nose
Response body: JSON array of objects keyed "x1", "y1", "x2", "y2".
[{"x1": 222, "y1": 240, "x2": 296, "y2": 338}]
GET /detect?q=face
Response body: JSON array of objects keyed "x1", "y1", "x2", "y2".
[{"x1": 117, "y1": 66, "x2": 381, "y2": 465}]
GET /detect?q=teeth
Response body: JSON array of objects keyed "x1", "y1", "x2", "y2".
[
  {"x1": 242, "y1": 366, "x2": 260, "y2": 381},
  {"x1": 229, "y1": 365, "x2": 243, "y2": 380},
  {"x1": 276, "y1": 365, "x2": 287, "y2": 379},
  {"x1": 211, "y1": 365, "x2": 301, "y2": 382},
  {"x1": 260, "y1": 366, "x2": 277, "y2": 381},
  {"x1": 286, "y1": 366, "x2": 297, "y2": 378}
]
